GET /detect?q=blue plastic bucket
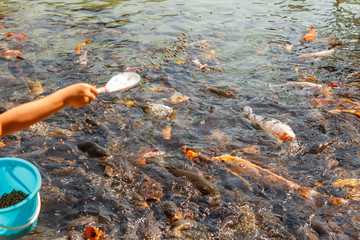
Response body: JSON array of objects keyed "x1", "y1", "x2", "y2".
[{"x1": 0, "y1": 157, "x2": 41, "y2": 240}]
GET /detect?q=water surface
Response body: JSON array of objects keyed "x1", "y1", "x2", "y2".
[{"x1": 1, "y1": 0, "x2": 360, "y2": 239}]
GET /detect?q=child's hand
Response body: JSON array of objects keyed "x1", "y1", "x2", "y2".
[
  {"x1": 0, "y1": 82, "x2": 99, "y2": 137},
  {"x1": 62, "y1": 83, "x2": 98, "y2": 108}
]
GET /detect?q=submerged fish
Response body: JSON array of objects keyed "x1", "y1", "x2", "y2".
[
  {"x1": 0, "y1": 49, "x2": 24, "y2": 60},
  {"x1": 327, "y1": 109, "x2": 360, "y2": 117},
  {"x1": 333, "y1": 179, "x2": 360, "y2": 200},
  {"x1": 162, "y1": 201, "x2": 183, "y2": 223},
  {"x1": 271, "y1": 81, "x2": 333, "y2": 97},
  {"x1": 0, "y1": 32, "x2": 28, "y2": 40},
  {"x1": 268, "y1": 40, "x2": 293, "y2": 51},
  {"x1": 243, "y1": 106, "x2": 295, "y2": 145},
  {"x1": 142, "y1": 102, "x2": 175, "y2": 120},
  {"x1": 206, "y1": 87, "x2": 235, "y2": 98},
  {"x1": 271, "y1": 81, "x2": 323, "y2": 89},
  {"x1": 313, "y1": 98, "x2": 360, "y2": 109},
  {"x1": 211, "y1": 154, "x2": 347, "y2": 206},
  {"x1": 136, "y1": 147, "x2": 165, "y2": 165},
  {"x1": 192, "y1": 58, "x2": 207, "y2": 70},
  {"x1": 299, "y1": 47, "x2": 337, "y2": 59},
  {"x1": 165, "y1": 165, "x2": 218, "y2": 196},
  {"x1": 76, "y1": 51, "x2": 88, "y2": 66},
  {"x1": 77, "y1": 141, "x2": 108, "y2": 158},
  {"x1": 169, "y1": 219, "x2": 194, "y2": 231},
  {"x1": 26, "y1": 79, "x2": 44, "y2": 95}
]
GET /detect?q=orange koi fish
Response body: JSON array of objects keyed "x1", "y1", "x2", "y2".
[
  {"x1": 299, "y1": 47, "x2": 336, "y2": 59},
  {"x1": 0, "y1": 49, "x2": 24, "y2": 60},
  {"x1": 313, "y1": 98, "x2": 360, "y2": 109},
  {"x1": 185, "y1": 149, "x2": 199, "y2": 161},
  {"x1": 268, "y1": 40, "x2": 293, "y2": 51},
  {"x1": 304, "y1": 76, "x2": 317, "y2": 82},
  {"x1": 183, "y1": 146, "x2": 211, "y2": 162},
  {"x1": 137, "y1": 147, "x2": 164, "y2": 165},
  {"x1": 327, "y1": 109, "x2": 360, "y2": 117},
  {"x1": 0, "y1": 32, "x2": 28, "y2": 39},
  {"x1": 0, "y1": 33, "x2": 28, "y2": 39},
  {"x1": 85, "y1": 226, "x2": 104, "y2": 240},
  {"x1": 329, "y1": 82, "x2": 348, "y2": 87},
  {"x1": 313, "y1": 98, "x2": 334, "y2": 107},
  {"x1": 313, "y1": 98, "x2": 360, "y2": 117},
  {"x1": 301, "y1": 25, "x2": 316, "y2": 41},
  {"x1": 211, "y1": 154, "x2": 347, "y2": 206},
  {"x1": 75, "y1": 39, "x2": 91, "y2": 55},
  {"x1": 243, "y1": 106, "x2": 296, "y2": 145},
  {"x1": 0, "y1": 49, "x2": 24, "y2": 56},
  {"x1": 0, "y1": 25, "x2": 5, "y2": 29},
  {"x1": 333, "y1": 179, "x2": 360, "y2": 200}
]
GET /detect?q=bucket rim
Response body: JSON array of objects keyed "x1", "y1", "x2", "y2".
[{"x1": 0, "y1": 157, "x2": 41, "y2": 213}]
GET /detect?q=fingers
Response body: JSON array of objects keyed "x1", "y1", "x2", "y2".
[
  {"x1": 82, "y1": 96, "x2": 93, "y2": 107},
  {"x1": 86, "y1": 90, "x2": 96, "y2": 102},
  {"x1": 84, "y1": 84, "x2": 97, "y2": 103},
  {"x1": 66, "y1": 83, "x2": 98, "y2": 108},
  {"x1": 90, "y1": 84, "x2": 99, "y2": 96}
]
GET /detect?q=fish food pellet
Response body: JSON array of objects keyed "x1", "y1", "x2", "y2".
[{"x1": 0, "y1": 189, "x2": 29, "y2": 208}]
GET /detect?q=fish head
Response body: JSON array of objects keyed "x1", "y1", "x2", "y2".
[
  {"x1": 277, "y1": 131, "x2": 296, "y2": 141},
  {"x1": 243, "y1": 106, "x2": 253, "y2": 119}
]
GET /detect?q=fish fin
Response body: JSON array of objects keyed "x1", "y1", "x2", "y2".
[
  {"x1": 275, "y1": 139, "x2": 283, "y2": 147},
  {"x1": 165, "y1": 165, "x2": 175, "y2": 170}
]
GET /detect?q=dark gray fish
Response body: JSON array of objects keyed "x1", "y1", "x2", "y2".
[
  {"x1": 77, "y1": 141, "x2": 108, "y2": 158},
  {"x1": 206, "y1": 87, "x2": 235, "y2": 98},
  {"x1": 162, "y1": 201, "x2": 182, "y2": 223},
  {"x1": 311, "y1": 220, "x2": 332, "y2": 239},
  {"x1": 165, "y1": 165, "x2": 217, "y2": 195},
  {"x1": 137, "y1": 212, "x2": 162, "y2": 240},
  {"x1": 169, "y1": 219, "x2": 195, "y2": 231}
]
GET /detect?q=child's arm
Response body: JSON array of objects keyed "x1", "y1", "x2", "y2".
[{"x1": 0, "y1": 83, "x2": 98, "y2": 137}]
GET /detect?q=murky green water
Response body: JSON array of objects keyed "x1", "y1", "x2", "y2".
[{"x1": 1, "y1": 0, "x2": 360, "y2": 239}]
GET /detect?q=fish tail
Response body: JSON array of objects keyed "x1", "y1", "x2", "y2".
[{"x1": 75, "y1": 40, "x2": 91, "y2": 55}]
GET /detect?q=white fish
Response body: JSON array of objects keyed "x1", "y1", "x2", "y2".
[
  {"x1": 270, "y1": 81, "x2": 334, "y2": 98},
  {"x1": 192, "y1": 58, "x2": 207, "y2": 70},
  {"x1": 76, "y1": 51, "x2": 88, "y2": 66},
  {"x1": 299, "y1": 47, "x2": 337, "y2": 59},
  {"x1": 243, "y1": 106, "x2": 296, "y2": 145},
  {"x1": 271, "y1": 81, "x2": 323, "y2": 90},
  {"x1": 142, "y1": 102, "x2": 174, "y2": 120}
]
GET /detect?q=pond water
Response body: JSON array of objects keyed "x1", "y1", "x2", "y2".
[{"x1": 1, "y1": 0, "x2": 360, "y2": 239}]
